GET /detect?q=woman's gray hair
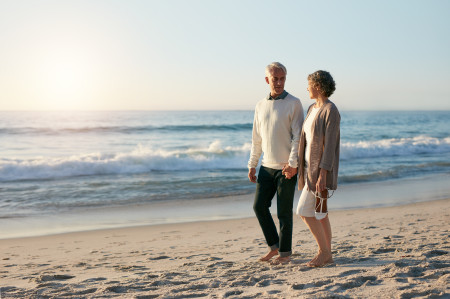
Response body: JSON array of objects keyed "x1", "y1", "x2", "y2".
[
  {"x1": 308, "y1": 70, "x2": 336, "y2": 97},
  {"x1": 265, "y1": 62, "x2": 287, "y2": 77}
]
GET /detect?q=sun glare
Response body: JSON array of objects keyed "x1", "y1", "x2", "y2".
[{"x1": 32, "y1": 46, "x2": 97, "y2": 110}]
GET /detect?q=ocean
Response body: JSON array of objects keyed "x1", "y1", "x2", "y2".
[{"x1": 1, "y1": 110, "x2": 449, "y2": 238}]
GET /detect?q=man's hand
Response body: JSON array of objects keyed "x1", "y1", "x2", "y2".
[
  {"x1": 248, "y1": 168, "x2": 257, "y2": 183},
  {"x1": 282, "y1": 164, "x2": 298, "y2": 179}
]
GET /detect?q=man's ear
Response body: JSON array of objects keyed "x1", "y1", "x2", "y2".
[{"x1": 265, "y1": 77, "x2": 270, "y2": 84}]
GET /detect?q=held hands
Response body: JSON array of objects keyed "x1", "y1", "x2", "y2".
[
  {"x1": 282, "y1": 164, "x2": 298, "y2": 179},
  {"x1": 248, "y1": 168, "x2": 257, "y2": 183},
  {"x1": 249, "y1": 165, "x2": 298, "y2": 182}
]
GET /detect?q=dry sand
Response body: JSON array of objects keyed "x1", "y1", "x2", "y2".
[{"x1": 1, "y1": 199, "x2": 449, "y2": 298}]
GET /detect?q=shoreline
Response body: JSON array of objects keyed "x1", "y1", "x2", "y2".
[
  {"x1": 2, "y1": 197, "x2": 448, "y2": 241},
  {"x1": 1, "y1": 173, "x2": 449, "y2": 240},
  {"x1": 1, "y1": 198, "x2": 449, "y2": 298}
]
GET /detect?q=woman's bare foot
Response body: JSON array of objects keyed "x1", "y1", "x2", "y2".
[
  {"x1": 306, "y1": 250, "x2": 333, "y2": 267},
  {"x1": 270, "y1": 256, "x2": 291, "y2": 265},
  {"x1": 307, "y1": 253, "x2": 319, "y2": 265},
  {"x1": 259, "y1": 249, "x2": 278, "y2": 262}
]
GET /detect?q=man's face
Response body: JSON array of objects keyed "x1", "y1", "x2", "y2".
[{"x1": 265, "y1": 68, "x2": 286, "y2": 98}]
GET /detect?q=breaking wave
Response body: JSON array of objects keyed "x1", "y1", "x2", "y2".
[
  {"x1": 341, "y1": 136, "x2": 450, "y2": 160},
  {"x1": 1, "y1": 136, "x2": 449, "y2": 182}
]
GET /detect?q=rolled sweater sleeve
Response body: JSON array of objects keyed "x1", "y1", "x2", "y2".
[
  {"x1": 288, "y1": 101, "x2": 304, "y2": 168},
  {"x1": 248, "y1": 109, "x2": 262, "y2": 169}
]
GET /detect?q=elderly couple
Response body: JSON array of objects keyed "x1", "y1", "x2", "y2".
[{"x1": 248, "y1": 62, "x2": 340, "y2": 267}]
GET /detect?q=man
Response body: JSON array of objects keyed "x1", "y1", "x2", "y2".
[{"x1": 248, "y1": 62, "x2": 304, "y2": 264}]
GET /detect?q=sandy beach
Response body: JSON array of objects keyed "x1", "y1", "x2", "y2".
[{"x1": 1, "y1": 198, "x2": 449, "y2": 298}]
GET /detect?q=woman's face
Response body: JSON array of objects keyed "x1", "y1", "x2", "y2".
[{"x1": 307, "y1": 80, "x2": 319, "y2": 99}]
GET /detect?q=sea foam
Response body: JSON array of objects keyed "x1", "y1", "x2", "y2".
[
  {"x1": 0, "y1": 141, "x2": 251, "y2": 182},
  {"x1": 1, "y1": 136, "x2": 449, "y2": 182},
  {"x1": 341, "y1": 136, "x2": 450, "y2": 160}
]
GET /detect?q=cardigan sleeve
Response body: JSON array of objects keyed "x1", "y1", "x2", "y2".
[{"x1": 319, "y1": 105, "x2": 340, "y2": 171}]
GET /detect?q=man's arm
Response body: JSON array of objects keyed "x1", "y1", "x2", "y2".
[
  {"x1": 287, "y1": 100, "x2": 304, "y2": 170},
  {"x1": 248, "y1": 108, "x2": 262, "y2": 183},
  {"x1": 282, "y1": 100, "x2": 303, "y2": 179}
]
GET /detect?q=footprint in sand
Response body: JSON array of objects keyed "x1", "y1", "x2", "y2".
[
  {"x1": 36, "y1": 274, "x2": 75, "y2": 283},
  {"x1": 207, "y1": 261, "x2": 234, "y2": 269},
  {"x1": 338, "y1": 275, "x2": 379, "y2": 289},
  {"x1": 429, "y1": 261, "x2": 450, "y2": 269},
  {"x1": 82, "y1": 277, "x2": 107, "y2": 283},
  {"x1": 114, "y1": 265, "x2": 149, "y2": 272},
  {"x1": 105, "y1": 285, "x2": 128, "y2": 293},
  {"x1": 399, "y1": 288, "x2": 445, "y2": 298},
  {"x1": 363, "y1": 226, "x2": 378, "y2": 229},
  {"x1": 423, "y1": 249, "x2": 447, "y2": 258},
  {"x1": 200, "y1": 256, "x2": 222, "y2": 261},
  {"x1": 148, "y1": 255, "x2": 170, "y2": 260},
  {"x1": 256, "y1": 278, "x2": 284, "y2": 287},
  {"x1": 310, "y1": 278, "x2": 334, "y2": 288},
  {"x1": 135, "y1": 295, "x2": 160, "y2": 299},
  {"x1": 223, "y1": 290, "x2": 243, "y2": 297},
  {"x1": 338, "y1": 269, "x2": 365, "y2": 277},
  {"x1": 371, "y1": 247, "x2": 396, "y2": 254},
  {"x1": 291, "y1": 283, "x2": 305, "y2": 290},
  {"x1": 183, "y1": 262, "x2": 195, "y2": 266},
  {"x1": 3, "y1": 264, "x2": 17, "y2": 268},
  {"x1": 62, "y1": 288, "x2": 98, "y2": 296}
]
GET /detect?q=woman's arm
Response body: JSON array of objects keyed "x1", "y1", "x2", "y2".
[
  {"x1": 319, "y1": 106, "x2": 340, "y2": 171},
  {"x1": 316, "y1": 168, "x2": 328, "y2": 192}
]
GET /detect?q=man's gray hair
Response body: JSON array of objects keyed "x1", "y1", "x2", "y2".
[{"x1": 265, "y1": 62, "x2": 287, "y2": 77}]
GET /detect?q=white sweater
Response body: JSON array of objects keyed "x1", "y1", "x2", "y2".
[{"x1": 248, "y1": 93, "x2": 304, "y2": 170}]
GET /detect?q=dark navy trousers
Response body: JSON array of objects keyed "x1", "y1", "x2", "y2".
[{"x1": 253, "y1": 166, "x2": 297, "y2": 257}]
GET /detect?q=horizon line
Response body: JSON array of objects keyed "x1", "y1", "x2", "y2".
[{"x1": 0, "y1": 109, "x2": 449, "y2": 113}]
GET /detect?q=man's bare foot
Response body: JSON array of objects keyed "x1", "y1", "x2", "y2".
[
  {"x1": 306, "y1": 250, "x2": 333, "y2": 267},
  {"x1": 259, "y1": 249, "x2": 278, "y2": 262},
  {"x1": 270, "y1": 256, "x2": 291, "y2": 265}
]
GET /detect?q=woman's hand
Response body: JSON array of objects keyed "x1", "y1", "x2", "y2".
[{"x1": 316, "y1": 168, "x2": 328, "y2": 192}]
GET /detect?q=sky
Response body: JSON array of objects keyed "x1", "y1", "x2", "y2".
[{"x1": 0, "y1": 0, "x2": 449, "y2": 111}]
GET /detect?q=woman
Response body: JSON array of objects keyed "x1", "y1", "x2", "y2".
[{"x1": 296, "y1": 70, "x2": 340, "y2": 267}]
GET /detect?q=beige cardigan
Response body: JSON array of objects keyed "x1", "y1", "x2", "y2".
[{"x1": 297, "y1": 100, "x2": 340, "y2": 191}]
